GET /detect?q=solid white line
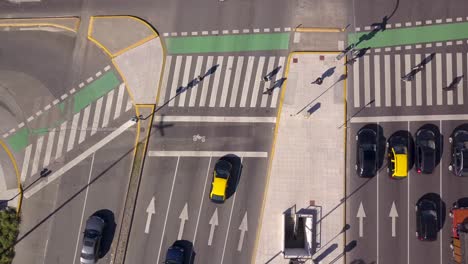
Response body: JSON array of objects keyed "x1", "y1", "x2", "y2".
[
  {"x1": 407, "y1": 122, "x2": 410, "y2": 264},
  {"x1": 78, "y1": 105, "x2": 91, "y2": 144},
  {"x1": 446, "y1": 53, "x2": 453, "y2": 105},
  {"x1": 439, "y1": 120, "x2": 443, "y2": 264},
  {"x1": 457, "y1": 53, "x2": 463, "y2": 104},
  {"x1": 239, "y1": 56, "x2": 255, "y2": 107},
  {"x1": 25, "y1": 120, "x2": 136, "y2": 198},
  {"x1": 351, "y1": 114, "x2": 468, "y2": 123},
  {"x1": 31, "y1": 136, "x2": 44, "y2": 176},
  {"x1": 102, "y1": 90, "x2": 114, "y2": 128},
  {"x1": 91, "y1": 97, "x2": 103, "y2": 136},
  {"x1": 364, "y1": 55, "x2": 371, "y2": 106},
  {"x1": 261, "y1": 57, "x2": 276, "y2": 107},
  {"x1": 179, "y1": 56, "x2": 193, "y2": 107},
  {"x1": 189, "y1": 56, "x2": 204, "y2": 107},
  {"x1": 374, "y1": 55, "x2": 381, "y2": 107},
  {"x1": 169, "y1": 56, "x2": 183, "y2": 107},
  {"x1": 377, "y1": 157, "x2": 380, "y2": 263},
  {"x1": 159, "y1": 56, "x2": 172, "y2": 105},
  {"x1": 66, "y1": 113, "x2": 80, "y2": 152},
  {"x1": 426, "y1": 53, "x2": 433, "y2": 106},
  {"x1": 395, "y1": 54, "x2": 402, "y2": 106},
  {"x1": 219, "y1": 56, "x2": 234, "y2": 107},
  {"x1": 250, "y1": 56, "x2": 265, "y2": 107},
  {"x1": 385, "y1": 55, "x2": 391, "y2": 107},
  {"x1": 209, "y1": 56, "x2": 224, "y2": 107},
  {"x1": 230, "y1": 57, "x2": 244, "y2": 107},
  {"x1": 404, "y1": 54, "x2": 412, "y2": 106},
  {"x1": 270, "y1": 56, "x2": 285, "y2": 108},
  {"x1": 43, "y1": 128, "x2": 56, "y2": 167},
  {"x1": 114, "y1": 83, "x2": 125, "y2": 120},
  {"x1": 199, "y1": 56, "x2": 214, "y2": 107},
  {"x1": 415, "y1": 54, "x2": 422, "y2": 106},
  {"x1": 353, "y1": 57, "x2": 360, "y2": 107},
  {"x1": 148, "y1": 151, "x2": 268, "y2": 158},
  {"x1": 72, "y1": 153, "x2": 95, "y2": 264},
  {"x1": 193, "y1": 158, "x2": 212, "y2": 245},
  {"x1": 20, "y1": 145, "x2": 32, "y2": 182},
  {"x1": 156, "y1": 157, "x2": 180, "y2": 263},
  {"x1": 55, "y1": 121, "x2": 67, "y2": 160},
  {"x1": 436, "y1": 53, "x2": 442, "y2": 105},
  {"x1": 153, "y1": 115, "x2": 276, "y2": 123}
]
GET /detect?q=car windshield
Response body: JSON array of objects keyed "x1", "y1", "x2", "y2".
[
  {"x1": 211, "y1": 194, "x2": 224, "y2": 202},
  {"x1": 393, "y1": 145, "x2": 406, "y2": 154},
  {"x1": 80, "y1": 252, "x2": 94, "y2": 260},
  {"x1": 420, "y1": 139, "x2": 436, "y2": 149},
  {"x1": 85, "y1": 229, "x2": 100, "y2": 239}
]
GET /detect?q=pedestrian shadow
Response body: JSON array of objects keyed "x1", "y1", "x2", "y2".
[
  {"x1": 263, "y1": 77, "x2": 287, "y2": 95},
  {"x1": 204, "y1": 64, "x2": 220, "y2": 77},
  {"x1": 313, "y1": 243, "x2": 338, "y2": 263},
  {"x1": 321, "y1": 66, "x2": 336, "y2": 79},
  {"x1": 443, "y1": 75, "x2": 464, "y2": 91},
  {"x1": 420, "y1": 53, "x2": 436, "y2": 66},
  {"x1": 328, "y1": 240, "x2": 358, "y2": 264},
  {"x1": 93, "y1": 209, "x2": 116, "y2": 259},
  {"x1": 264, "y1": 66, "x2": 282, "y2": 81}
]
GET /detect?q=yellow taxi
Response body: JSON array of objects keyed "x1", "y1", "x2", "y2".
[
  {"x1": 210, "y1": 159, "x2": 232, "y2": 203},
  {"x1": 388, "y1": 144, "x2": 408, "y2": 179}
]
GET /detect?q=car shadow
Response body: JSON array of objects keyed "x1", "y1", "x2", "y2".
[
  {"x1": 92, "y1": 209, "x2": 116, "y2": 259},
  {"x1": 416, "y1": 123, "x2": 443, "y2": 167},
  {"x1": 451, "y1": 123, "x2": 468, "y2": 138},
  {"x1": 418, "y1": 193, "x2": 446, "y2": 231},
  {"x1": 172, "y1": 240, "x2": 196, "y2": 264},
  {"x1": 388, "y1": 130, "x2": 415, "y2": 174},
  {"x1": 221, "y1": 154, "x2": 243, "y2": 200}
]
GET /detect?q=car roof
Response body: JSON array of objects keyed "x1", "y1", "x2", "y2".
[
  {"x1": 86, "y1": 216, "x2": 105, "y2": 232},
  {"x1": 212, "y1": 177, "x2": 228, "y2": 196},
  {"x1": 392, "y1": 148, "x2": 407, "y2": 177}
]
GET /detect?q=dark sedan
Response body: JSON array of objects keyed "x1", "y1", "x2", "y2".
[
  {"x1": 449, "y1": 129, "x2": 468, "y2": 176},
  {"x1": 415, "y1": 128, "x2": 437, "y2": 174},
  {"x1": 355, "y1": 128, "x2": 378, "y2": 178},
  {"x1": 416, "y1": 198, "x2": 439, "y2": 241}
]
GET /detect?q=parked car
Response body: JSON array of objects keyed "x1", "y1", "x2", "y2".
[
  {"x1": 164, "y1": 242, "x2": 185, "y2": 264},
  {"x1": 387, "y1": 136, "x2": 408, "y2": 179},
  {"x1": 449, "y1": 129, "x2": 468, "y2": 176},
  {"x1": 416, "y1": 198, "x2": 439, "y2": 241},
  {"x1": 415, "y1": 128, "x2": 437, "y2": 174},
  {"x1": 209, "y1": 159, "x2": 233, "y2": 203},
  {"x1": 355, "y1": 128, "x2": 378, "y2": 178},
  {"x1": 80, "y1": 215, "x2": 105, "y2": 264}
]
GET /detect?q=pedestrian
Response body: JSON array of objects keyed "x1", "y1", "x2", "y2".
[
  {"x1": 197, "y1": 75, "x2": 204, "y2": 82},
  {"x1": 263, "y1": 75, "x2": 270, "y2": 82},
  {"x1": 311, "y1": 77, "x2": 323, "y2": 85}
]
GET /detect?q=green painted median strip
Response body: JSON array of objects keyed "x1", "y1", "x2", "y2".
[
  {"x1": 165, "y1": 33, "x2": 290, "y2": 54},
  {"x1": 348, "y1": 22, "x2": 468, "y2": 49},
  {"x1": 73, "y1": 71, "x2": 120, "y2": 113},
  {"x1": 7, "y1": 128, "x2": 29, "y2": 152}
]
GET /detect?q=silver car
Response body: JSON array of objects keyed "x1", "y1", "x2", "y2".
[{"x1": 80, "y1": 215, "x2": 105, "y2": 264}]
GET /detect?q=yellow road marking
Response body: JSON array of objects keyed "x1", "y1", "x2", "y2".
[{"x1": 0, "y1": 140, "x2": 22, "y2": 215}]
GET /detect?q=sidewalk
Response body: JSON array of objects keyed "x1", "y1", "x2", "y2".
[{"x1": 255, "y1": 53, "x2": 346, "y2": 264}]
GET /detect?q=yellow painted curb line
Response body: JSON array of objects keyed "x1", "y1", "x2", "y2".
[
  {"x1": 294, "y1": 27, "x2": 345, "y2": 33},
  {"x1": 250, "y1": 51, "x2": 344, "y2": 264},
  {"x1": 0, "y1": 140, "x2": 22, "y2": 215},
  {"x1": 0, "y1": 17, "x2": 80, "y2": 32}
]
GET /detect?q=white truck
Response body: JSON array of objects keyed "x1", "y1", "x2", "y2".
[{"x1": 282, "y1": 207, "x2": 318, "y2": 260}]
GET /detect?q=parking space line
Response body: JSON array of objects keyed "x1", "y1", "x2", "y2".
[
  {"x1": 179, "y1": 56, "x2": 192, "y2": 107},
  {"x1": 156, "y1": 156, "x2": 180, "y2": 264},
  {"x1": 219, "y1": 56, "x2": 234, "y2": 107},
  {"x1": 230, "y1": 57, "x2": 244, "y2": 107},
  {"x1": 439, "y1": 120, "x2": 443, "y2": 264},
  {"x1": 446, "y1": 53, "x2": 453, "y2": 105},
  {"x1": 209, "y1": 56, "x2": 224, "y2": 107},
  {"x1": 152, "y1": 115, "x2": 276, "y2": 123},
  {"x1": 239, "y1": 56, "x2": 255, "y2": 107},
  {"x1": 407, "y1": 121, "x2": 410, "y2": 264},
  {"x1": 148, "y1": 151, "x2": 268, "y2": 158},
  {"x1": 351, "y1": 114, "x2": 468, "y2": 123},
  {"x1": 193, "y1": 157, "x2": 212, "y2": 245}
]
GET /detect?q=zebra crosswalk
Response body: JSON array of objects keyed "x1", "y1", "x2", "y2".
[
  {"x1": 350, "y1": 51, "x2": 468, "y2": 109},
  {"x1": 158, "y1": 55, "x2": 287, "y2": 109}
]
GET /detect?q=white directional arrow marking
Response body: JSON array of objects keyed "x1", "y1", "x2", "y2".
[
  {"x1": 208, "y1": 208, "x2": 218, "y2": 246},
  {"x1": 237, "y1": 212, "x2": 248, "y2": 251},
  {"x1": 178, "y1": 203, "x2": 189, "y2": 240},
  {"x1": 357, "y1": 202, "x2": 366, "y2": 238},
  {"x1": 389, "y1": 201, "x2": 399, "y2": 237},
  {"x1": 145, "y1": 197, "x2": 156, "y2": 234}
]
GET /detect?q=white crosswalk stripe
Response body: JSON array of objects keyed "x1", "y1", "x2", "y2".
[
  {"x1": 458, "y1": 53, "x2": 464, "y2": 105},
  {"x1": 364, "y1": 55, "x2": 371, "y2": 106},
  {"x1": 436, "y1": 53, "x2": 443, "y2": 105},
  {"x1": 395, "y1": 54, "x2": 402, "y2": 106},
  {"x1": 404, "y1": 54, "x2": 412, "y2": 106},
  {"x1": 189, "y1": 56, "x2": 204, "y2": 107},
  {"x1": 384, "y1": 55, "x2": 391, "y2": 107},
  {"x1": 102, "y1": 90, "x2": 114, "y2": 128},
  {"x1": 240, "y1": 56, "x2": 255, "y2": 107},
  {"x1": 67, "y1": 113, "x2": 80, "y2": 152},
  {"x1": 353, "y1": 59, "x2": 360, "y2": 108},
  {"x1": 230, "y1": 57, "x2": 244, "y2": 107},
  {"x1": 20, "y1": 145, "x2": 32, "y2": 182},
  {"x1": 43, "y1": 128, "x2": 56, "y2": 167},
  {"x1": 447, "y1": 53, "x2": 453, "y2": 105},
  {"x1": 159, "y1": 56, "x2": 173, "y2": 105},
  {"x1": 91, "y1": 97, "x2": 103, "y2": 136},
  {"x1": 426, "y1": 53, "x2": 433, "y2": 106},
  {"x1": 374, "y1": 55, "x2": 381, "y2": 107},
  {"x1": 78, "y1": 105, "x2": 91, "y2": 144},
  {"x1": 169, "y1": 56, "x2": 183, "y2": 107},
  {"x1": 31, "y1": 136, "x2": 44, "y2": 176},
  {"x1": 114, "y1": 83, "x2": 125, "y2": 120},
  {"x1": 270, "y1": 56, "x2": 286, "y2": 108},
  {"x1": 55, "y1": 121, "x2": 67, "y2": 160},
  {"x1": 261, "y1": 57, "x2": 275, "y2": 107},
  {"x1": 179, "y1": 56, "x2": 192, "y2": 107},
  {"x1": 251, "y1": 56, "x2": 265, "y2": 107},
  {"x1": 415, "y1": 54, "x2": 422, "y2": 106},
  {"x1": 209, "y1": 56, "x2": 224, "y2": 107},
  {"x1": 199, "y1": 56, "x2": 214, "y2": 107},
  {"x1": 219, "y1": 56, "x2": 234, "y2": 107}
]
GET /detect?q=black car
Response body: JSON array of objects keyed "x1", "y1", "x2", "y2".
[
  {"x1": 449, "y1": 129, "x2": 468, "y2": 176},
  {"x1": 416, "y1": 198, "x2": 439, "y2": 241},
  {"x1": 415, "y1": 128, "x2": 437, "y2": 174},
  {"x1": 355, "y1": 128, "x2": 378, "y2": 178},
  {"x1": 164, "y1": 243, "x2": 184, "y2": 264}
]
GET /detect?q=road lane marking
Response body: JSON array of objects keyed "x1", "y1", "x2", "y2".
[
  {"x1": 78, "y1": 105, "x2": 91, "y2": 144},
  {"x1": 193, "y1": 158, "x2": 212, "y2": 245},
  {"x1": 364, "y1": 55, "x2": 371, "y2": 107},
  {"x1": 415, "y1": 54, "x2": 422, "y2": 106},
  {"x1": 208, "y1": 208, "x2": 218, "y2": 246},
  {"x1": 351, "y1": 114, "x2": 468, "y2": 123},
  {"x1": 125, "y1": 98, "x2": 133, "y2": 112},
  {"x1": 159, "y1": 56, "x2": 173, "y2": 105},
  {"x1": 148, "y1": 151, "x2": 268, "y2": 158},
  {"x1": 404, "y1": 54, "x2": 412, "y2": 106},
  {"x1": 189, "y1": 56, "x2": 203, "y2": 107},
  {"x1": 199, "y1": 56, "x2": 214, "y2": 107},
  {"x1": 237, "y1": 212, "x2": 248, "y2": 251},
  {"x1": 152, "y1": 115, "x2": 276, "y2": 123},
  {"x1": 353, "y1": 57, "x2": 360, "y2": 107},
  {"x1": 436, "y1": 53, "x2": 442, "y2": 105},
  {"x1": 169, "y1": 56, "x2": 183, "y2": 107},
  {"x1": 219, "y1": 56, "x2": 234, "y2": 107},
  {"x1": 72, "y1": 153, "x2": 95, "y2": 264},
  {"x1": 114, "y1": 83, "x2": 125, "y2": 120},
  {"x1": 426, "y1": 53, "x2": 433, "y2": 105},
  {"x1": 145, "y1": 197, "x2": 156, "y2": 234},
  {"x1": 230, "y1": 57, "x2": 244, "y2": 107},
  {"x1": 357, "y1": 202, "x2": 366, "y2": 237},
  {"x1": 261, "y1": 56, "x2": 275, "y2": 107},
  {"x1": 407, "y1": 122, "x2": 410, "y2": 264},
  {"x1": 102, "y1": 90, "x2": 114, "y2": 128},
  {"x1": 67, "y1": 113, "x2": 80, "y2": 152},
  {"x1": 209, "y1": 56, "x2": 224, "y2": 107},
  {"x1": 20, "y1": 145, "x2": 32, "y2": 182},
  {"x1": 389, "y1": 201, "x2": 398, "y2": 237},
  {"x1": 395, "y1": 54, "x2": 402, "y2": 106},
  {"x1": 239, "y1": 56, "x2": 255, "y2": 107},
  {"x1": 91, "y1": 97, "x2": 103, "y2": 136},
  {"x1": 457, "y1": 52, "x2": 463, "y2": 104},
  {"x1": 270, "y1": 56, "x2": 285, "y2": 108},
  {"x1": 250, "y1": 56, "x2": 265, "y2": 107},
  {"x1": 179, "y1": 56, "x2": 192, "y2": 107},
  {"x1": 156, "y1": 156, "x2": 180, "y2": 263},
  {"x1": 374, "y1": 55, "x2": 381, "y2": 107},
  {"x1": 178, "y1": 203, "x2": 189, "y2": 240},
  {"x1": 31, "y1": 136, "x2": 44, "y2": 176},
  {"x1": 439, "y1": 120, "x2": 443, "y2": 264},
  {"x1": 384, "y1": 55, "x2": 391, "y2": 106},
  {"x1": 24, "y1": 120, "x2": 136, "y2": 198},
  {"x1": 43, "y1": 128, "x2": 56, "y2": 167},
  {"x1": 446, "y1": 53, "x2": 453, "y2": 105},
  {"x1": 55, "y1": 121, "x2": 67, "y2": 159}
]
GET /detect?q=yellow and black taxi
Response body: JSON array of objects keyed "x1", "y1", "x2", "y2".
[
  {"x1": 387, "y1": 136, "x2": 408, "y2": 179},
  {"x1": 209, "y1": 159, "x2": 233, "y2": 203}
]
